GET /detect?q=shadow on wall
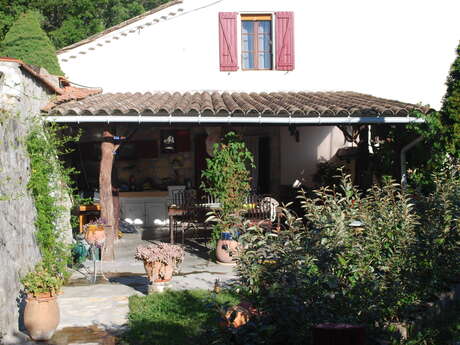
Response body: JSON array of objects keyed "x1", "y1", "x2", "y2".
[
  {"x1": 314, "y1": 147, "x2": 358, "y2": 188},
  {"x1": 281, "y1": 125, "x2": 348, "y2": 187}
]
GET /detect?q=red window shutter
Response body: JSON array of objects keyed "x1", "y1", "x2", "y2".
[
  {"x1": 219, "y1": 12, "x2": 238, "y2": 71},
  {"x1": 275, "y1": 12, "x2": 295, "y2": 71}
]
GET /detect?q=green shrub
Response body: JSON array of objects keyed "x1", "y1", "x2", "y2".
[
  {"x1": 235, "y1": 164, "x2": 460, "y2": 344},
  {"x1": 0, "y1": 11, "x2": 63, "y2": 75}
]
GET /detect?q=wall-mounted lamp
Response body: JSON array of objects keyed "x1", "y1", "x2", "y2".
[{"x1": 289, "y1": 124, "x2": 300, "y2": 142}]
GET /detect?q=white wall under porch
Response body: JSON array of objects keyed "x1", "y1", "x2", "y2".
[{"x1": 280, "y1": 125, "x2": 350, "y2": 187}]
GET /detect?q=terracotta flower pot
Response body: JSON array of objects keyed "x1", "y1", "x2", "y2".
[
  {"x1": 143, "y1": 261, "x2": 174, "y2": 283},
  {"x1": 216, "y1": 239, "x2": 240, "y2": 264},
  {"x1": 84, "y1": 225, "x2": 106, "y2": 248},
  {"x1": 24, "y1": 292, "x2": 60, "y2": 341}
]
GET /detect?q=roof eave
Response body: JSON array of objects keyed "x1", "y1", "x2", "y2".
[
  {"x1": 57, "y1": 0, "x2": 183, "y2": 55},
  {"x1": 44, "y1": 115, "x2": 426, "y2": 125}
]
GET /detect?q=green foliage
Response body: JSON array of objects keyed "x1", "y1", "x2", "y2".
[
  {"x1": 121, "y1": 289, "x2": 240, "y2": 345},
  {"x1": 396, "y1": 300, "x2": 460, "y2": 345},
  {"x1": 21, "y1": 262, "x2": 63, "y2": 296},
  {"x1": 312, "y1": 161, "x2": 345, "y2": 187},
  {"x1": 0, "y1": 0, "x2": 173, "y2": 50},
  {"x1": 0, "y1": 11, "x2": 63, "y2": 75},
  {"x1": 440, "y1": 41, "x2": 460, "y2": 156},
  {"x1": 202, "y1": 132, "x2": 254, "y2": 248},
  {"x1": 25, "y1": 121, "x2": 79, "y2": 293},
  {"x1": 408, "y1": 41, "x2": 460, "y2": 189},
  {"x1": 234, "y1": 165, "x2": 460, "y2": 344}
]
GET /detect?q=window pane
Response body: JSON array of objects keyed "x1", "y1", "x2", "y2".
[
  {"x1": 242, "y1": 21, "x2": 254, "y2": 34},
  {"x1": 243, "y1": 52, "x2": 255, "y2": 69},
  {"x1": 248, "y1": 34, "x2": 255, "y2": 52},
  {"x1": 258, "y1": 53, "x2": 272, "y2": 69},
  {"x1": 258, "y1": 21, "x2": 271, "y2": 34},
  {"x1": 247, "y1": 51, "x2": 255, "y2": 69},
  {"x1": 242, "y1": 35, "x2": 250, "y2": 52},
  {"x1": 258, "y1": 34, "x2": 271, "y2": 51},
  {"x1": 242, "y1": 52, "x2": 250, "y2": 69}
]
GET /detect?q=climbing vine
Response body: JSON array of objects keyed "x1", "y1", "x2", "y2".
[{"x1": 26, "y1": 119, "x2": 79, "y2": 279}]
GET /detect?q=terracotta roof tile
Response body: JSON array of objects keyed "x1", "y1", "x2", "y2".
[{"x1": 48, "y1": 91, "x2": 431, "y2": 117}]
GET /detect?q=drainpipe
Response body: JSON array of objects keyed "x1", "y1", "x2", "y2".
[{"x1": 400, "y1": 136, "x2": 423, "y2": 188}]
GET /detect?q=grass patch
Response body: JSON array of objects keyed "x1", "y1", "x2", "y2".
[{"x1": 120, "y1": 289, "x2": 240, "y2": 345}]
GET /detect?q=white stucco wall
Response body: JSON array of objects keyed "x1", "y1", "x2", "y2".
[
  {"x1": 280, "y1": 126, "x2": 349, "y2": 186},
  {"x1": 59, "y1": 0, "x2": 460, "y2": 110}
]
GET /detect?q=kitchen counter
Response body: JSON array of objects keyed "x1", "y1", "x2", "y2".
[
  {"x1": 119, "y1": 192, "x2": 169, "y2": 226},
  {"x1": 119, "y1": 191, "x2": 168, "y2": 198}
]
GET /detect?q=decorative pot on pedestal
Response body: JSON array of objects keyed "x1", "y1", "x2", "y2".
[
  {"x1": 84, "y1": 223, "x2": 107, "y2": 248},
  {"x1": 216, "y1": 232, "x2": 240, "y2": 264},
  {"x1": 143, "y1": 260, "x2": 174, "y2": 283},
  {"x1": 24, "y1": 292, "x2": 60, "y2": 341},
  {"x1": 135, "y1": 243, "x2": 185, "y2": 293}
]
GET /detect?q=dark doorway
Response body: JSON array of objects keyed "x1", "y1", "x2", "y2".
[{"x1": 194, "y1": 134, "x2": 210, "y2": 197}]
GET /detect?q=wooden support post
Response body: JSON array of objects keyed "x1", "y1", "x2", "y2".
[
  {"x1": 100, "y1": 130, "x2": 116, "y2": 261},
  {"x1": 113, "y1": 191, "x2": 120, "y2": 238}
]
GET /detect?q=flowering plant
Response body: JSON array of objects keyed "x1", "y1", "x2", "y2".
[
  {"x1": 83, "y1": 217, "x2": 107, "y2": 248},
  {"x1": 135, "y1": 243, "x2": 184, "y2": 266},
  {"x1": 83, "y1": 217, "x2": 107, "y2": 231}
]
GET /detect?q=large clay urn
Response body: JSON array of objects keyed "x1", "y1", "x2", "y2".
[
  {"x1": 24, "y1": 293, "x2": 60, "y2": 341},
  {"x1": 216, "y1": 232, "x2": 240, "y2": 264}
]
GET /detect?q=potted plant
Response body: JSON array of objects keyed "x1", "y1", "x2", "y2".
[
  {"x1": 201, "y1": 132, "x2": 254, "y2": 264},
  {"x1": 21, "y1": 262, "x2": 64, "y2": 341},
  {"x1": 83, "y1": 217, "x2": 107, "y2": 248},
  {"x1": 135, "y1": 243, "x2": 184, "y2": 284}
]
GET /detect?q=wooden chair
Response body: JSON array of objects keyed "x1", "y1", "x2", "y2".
[{"x1": 170, "y1": 190, "x2": 210, "y2": 244}]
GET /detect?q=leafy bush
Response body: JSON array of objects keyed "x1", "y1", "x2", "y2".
[{"x1": 235, "y1": 164, "x2": 460, "y2": 344}]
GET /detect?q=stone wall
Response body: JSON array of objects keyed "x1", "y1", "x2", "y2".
[{"x1": 0, "y1": 61, "x2": 69, "y2": 343}]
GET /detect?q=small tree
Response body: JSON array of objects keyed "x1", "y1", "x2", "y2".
[
  {"x1": 439, "y1": 40, "x2": 460, "y2": 157},
  {"x1": 201, "y1": 132, "x2": 254, "y2": 245},
  {"x1": 0, "y1": 11, "x2": 63, "y2": 75},
  {"x1": 410, "y1": 41, "x2": 460, "y2": 189}
]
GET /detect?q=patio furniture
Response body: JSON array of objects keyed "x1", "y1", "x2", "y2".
[
  {"x1": 168, "y1": 192, "x2": 280, "y2": 244},
  {"x1": 168, "y1": 190, "x2": 211, "y2": 244}
]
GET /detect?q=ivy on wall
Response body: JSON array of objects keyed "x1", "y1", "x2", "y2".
[{"x1": 26, "y1": 120, "x2": 78, "y2": 278}]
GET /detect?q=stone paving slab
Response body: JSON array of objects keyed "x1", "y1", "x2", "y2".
[{"x1": 11, "y1": 232, "x2": 237, "y2": 344}]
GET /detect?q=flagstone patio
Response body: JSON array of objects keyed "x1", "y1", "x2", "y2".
[{"x1": 21, "y1": 228, "x2": 237, "y2": 345}]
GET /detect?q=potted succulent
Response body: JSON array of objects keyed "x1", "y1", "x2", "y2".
[
  {"x1": 21, "y1": 262, "x2": 65, "y2": 341},
  {"x1": 201, "y1": 132, "x2": 254, "y2": 264},
  {"x1": 135, "y1": 243, "x2": 184, "y2": 284}
]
